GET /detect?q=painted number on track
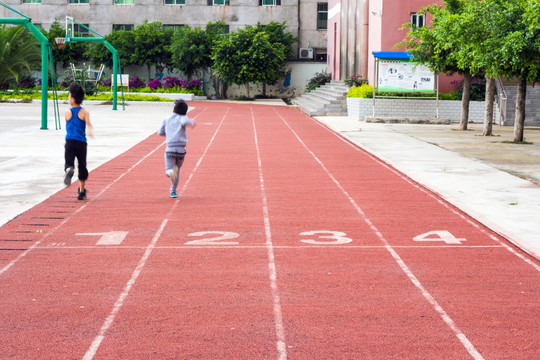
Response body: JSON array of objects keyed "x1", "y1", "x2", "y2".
[
  {"x1": 76, "y1": 231, "x2": 129, "y2": 245},
  {"x1": 185, "y1": 231, "x2": 240, "y2": 245},
  {"x1": 413, "y1": 231, "x2": 466, "y2": 245},
  {"x1": 299, "y1": 230, "x2": 353, "y2": 245}
]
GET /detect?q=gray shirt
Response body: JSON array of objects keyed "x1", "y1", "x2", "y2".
[{"x1": 158, "y1": 113, "x2": 193, "y2": 153}]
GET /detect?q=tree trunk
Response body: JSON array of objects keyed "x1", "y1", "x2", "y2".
[
  {"x1": 513, "y1": 78, "x2": 527, "y2": 143},
  {"x1": 245, "y1": 82, "x2": 250, "y2": 98},
  {"x1": 482, "y1": 76, "x2": 495, "y2": 136},
  {"x1": 147, "y1": 64, "x2": 151, "y2": 83},
  {"x1": 459, "y1": 73, "x2": 472, "y2": 131}
]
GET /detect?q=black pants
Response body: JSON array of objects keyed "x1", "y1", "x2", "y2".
[{"x1": 64, "y1": 139, "x2": 88, "y2": 181}]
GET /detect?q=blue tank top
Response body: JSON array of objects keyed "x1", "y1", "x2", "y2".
[{"x1": 66, "y1": 107, "x2": 87, "y2": 142}]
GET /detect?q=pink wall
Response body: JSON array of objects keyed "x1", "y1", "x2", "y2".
[{"x1": 328, "y1": 0, "x2": 460, "y2": 93}]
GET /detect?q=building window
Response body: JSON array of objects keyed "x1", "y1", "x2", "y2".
[
  {"x1": 208, "y1": 0, "x2": 228, "y2": 5},
  {"x1": 115, "y1": 0, "x2": 134, "y2": 4},
  {"x1": 259, "y1": 0, "x2": 281, "y2": 5},
  {"x1": 164, "y1": 0, "x2": 185, "y2": 4},
  {"x1": 68, "y1": 0, "x2": 89, "y2": 3},
  {"x1": 317, "y1": 2, "x2": 328, "y2": 30},
  {"x1": 74, "y1": 24, "x2": 90, "y2": 36},
  {"x1": 410, "y1": 13, "x2": 425, "y2": 27},
  {"x1": 164, "y1": 24, "x2": 185, "y2": 31},
  {"x1": 113, "y1": 24, "x2": 134, "y2": 31},
  {"x1": 22, "y1": 0, "x2": 41, "y2": 3}
]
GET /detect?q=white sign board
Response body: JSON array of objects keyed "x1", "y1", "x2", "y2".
[{"x1": 378, "y1": 59, "x2": 434, "y2": 93}]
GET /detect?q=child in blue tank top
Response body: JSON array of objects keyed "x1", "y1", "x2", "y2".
[{"x1": 64, "y1": 83, "x2": 93, "y2": 200}]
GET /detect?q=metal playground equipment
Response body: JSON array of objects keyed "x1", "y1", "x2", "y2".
[{"x1": 61, "y1": 16, "x2": 125, "y2": 110}]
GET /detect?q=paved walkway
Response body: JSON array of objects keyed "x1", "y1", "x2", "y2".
[{"x1": 1, "y1": 100, "x2": 539, "y2": 259}]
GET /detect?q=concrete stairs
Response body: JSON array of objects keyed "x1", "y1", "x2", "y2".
[{"x1": 292, "y1": 81, "x2": 349, "y2": 116}]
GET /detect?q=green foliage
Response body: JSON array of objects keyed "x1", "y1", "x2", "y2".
[
  {"x1": 212, "y1": 25, "x2": 286, "y2": 97},
  {"x1": 42, "y1": 19, "x2": 88, "y2": 69},
  {"x1": 0, "y1": 25, "x2": 41, "y2": 89},
  {"x1": 344, "y1": 74, "x2": 367, "y2": 87},
  {"x1": 255, "y1": 21, "x2": 297, "y2": 59},
  {"x1": 305, "y1": 71, "x2": 331, "y2": 92},
  {"x1": 347, "y1": 84, "x2": 458, "y2": 100},
  {"x1": 169, "y1": 24, "x2": 215, "y2": 78},
  {"x1": 131, "y1": 21, "x2": 173, "y2": 72},
  {"x1": 347, "y1": 84, "x2": 373, "y2": 98}
]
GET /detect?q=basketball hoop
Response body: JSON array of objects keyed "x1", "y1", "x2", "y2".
[{"x1": 55, "y1": 37, "x2": 66, "y2": 50}]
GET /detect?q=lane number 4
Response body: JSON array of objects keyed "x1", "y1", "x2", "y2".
[{"x1": 413, "y1": 231, "x2": 466, "y2": 245}]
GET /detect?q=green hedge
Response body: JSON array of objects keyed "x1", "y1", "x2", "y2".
[{"x1": 347, "y1": 84, "x2": 459, "y2": 100}]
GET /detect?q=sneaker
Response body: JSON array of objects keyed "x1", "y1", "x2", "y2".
[
  {"x1": 77, "y1": 188, "x2": 87, "y2": 200},
  {"x1": 170, "y1": 165, "x2": 179, "y2": 184},
  {"x1": 64, "y1": 167, "x2": 74, "y2": 186},
  {"x1": 170, "y1": 191, "x2": 178, "y2": 198}
]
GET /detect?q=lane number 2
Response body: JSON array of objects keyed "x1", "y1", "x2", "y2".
[{"x1": 185, "y1": 231, "x2": 240, "y2": 245}]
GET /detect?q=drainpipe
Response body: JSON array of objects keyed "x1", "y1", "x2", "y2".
[
  {"x1": 297, "y1": 0, "x2": 301, "y2": 57},
  {"x1": 362, "y1": 0, "x2": 369, "y2": 77}
]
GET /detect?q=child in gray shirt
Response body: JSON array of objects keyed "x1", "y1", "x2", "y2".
[{"x1": 158, "y1": 99, "x2": 195, "y2": 198}]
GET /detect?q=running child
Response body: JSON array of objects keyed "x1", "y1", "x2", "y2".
[
  {"x1": 63, "y1": 83, "x2": 93, "y2": 200},
  {"x1": 158, "y1": 99, "x2": 195, "y2": 198}
]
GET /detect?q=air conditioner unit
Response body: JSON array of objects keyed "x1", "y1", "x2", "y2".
[{"x1": 299, "y1": 48, "x2": 314, "y2": 59}]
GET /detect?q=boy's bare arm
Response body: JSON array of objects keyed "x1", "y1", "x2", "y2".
[{"x1": 81, "y1": 109, "x2": 94, "y2": 137}]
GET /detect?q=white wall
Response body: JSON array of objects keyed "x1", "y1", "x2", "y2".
[{"x1": 347, "y1": 97, "x2": 501, "y2": 124}]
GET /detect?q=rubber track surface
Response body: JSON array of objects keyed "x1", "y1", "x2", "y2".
[{"x1": 1, "y1": 103, "x2": 539, "y2": 359}]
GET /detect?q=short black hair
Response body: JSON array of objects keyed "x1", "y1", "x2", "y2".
[
  {"x1": 69, "y1": 83, "x2": 85, "y2": 105},
  {"x1": 173, "y1": 99, "x2": 188, "y2": 115}
]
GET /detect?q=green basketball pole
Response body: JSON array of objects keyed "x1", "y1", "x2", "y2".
[{"x1": 1, "y1": 1, "x2": 52, "y2": 129}]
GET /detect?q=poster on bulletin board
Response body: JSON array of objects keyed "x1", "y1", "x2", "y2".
[{"x1": 377, "y1": 58, "x2": 435, "y2": 93}]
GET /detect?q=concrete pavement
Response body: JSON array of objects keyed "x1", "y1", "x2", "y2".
[{"x1": 1, "y1": 100, "x2": 538, "y2": 260}]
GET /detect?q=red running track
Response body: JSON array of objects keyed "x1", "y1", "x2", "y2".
[{"x1": 0, "y1": 102, "x2": 539, "y2": 359}]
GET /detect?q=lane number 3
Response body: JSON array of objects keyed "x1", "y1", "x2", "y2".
[{"x1": 299, "y1": 230, "x2": 353, "y2": 245}]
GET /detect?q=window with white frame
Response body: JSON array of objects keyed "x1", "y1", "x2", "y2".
[
  {"x1": 113, "y1": 24, "x2": 134, "y2": 31},
  {"x1": 164, "y1": 24, "x2": 185, "y2": 31},
  {"x1": 22, "y1": 0, "x2": 42, "y2": 3},
  {"x1": 208, "y1": 0, "x2": 227, "y2": 5},
  {"x1": 317, "y1": 2, "x2": 328, "y2": 30},
  {"x1": 260, "y1": 0, "x2": 281, "y2": 5},
  {"x1": 164, "y1": 0, "x2": 185, "y2": 4},
  {"x1": 115, "y1": 0, "x2": 134, "y2": 4},
  {"x1": 410, "y1": 13, "x2": 425, "y2": 27},
  {"x1": 68, "y1": 0, "x2": 89, "y2": 4},
  {"x1": 74, "y1": 23, "x2": 90, "y2": 36}
]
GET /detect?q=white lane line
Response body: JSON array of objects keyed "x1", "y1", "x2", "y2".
[
  {"x1": 313, "y1": 118, "x2": 540, "y2": 272},
  {"x1": 277, "y1": 109, "x2": 484, "y2": 360},
  {"x1": 83, "y1": 107, "x2": 228, "y2": 359},
  {"x1": 82, "y1": 218, "x2": 168, "y2": 360},
  {"x1": 0, "y1": 136, "x2": 165, "y2": 278},
  {"x1": 251, "y1": 108, "x2": 288, "y2": 360},
  {"x1": 36, "y1": 245, "x2": 507, "y2": 250}
]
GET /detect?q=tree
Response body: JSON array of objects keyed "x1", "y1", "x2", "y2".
[
  {"x1": 131, "y1": 21, "x2": 173, "y2": 81},
  {"x1": 0, "y1": 25, "x2": 41, "y2": 89},
  {"x1": 255, "y1": 21, "x2": 297, "y2": 96},
  {"x1": 85, "y1": 29, "x2": 136, "y2": 70},
  {"x1": 169, "y1": 21, "x2": 226, "y2": 96},
  {"x1": 170, "y1": 26, "x2": 210, "y2": 78},
  {"x1": 400, "y1": 0, "x2": 474, "y2": 131},
  {"x1": 212, "y1": 26, "x2": 286, "y2": 98},
  {"x1": 493, "y1": 0, "x2": 540, "y2": 142}
]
